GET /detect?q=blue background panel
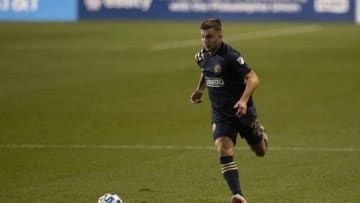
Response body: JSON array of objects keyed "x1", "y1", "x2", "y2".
[
  {"x1": 79, "y1": 0, "x2": 355, "y2": 22},
  {"x1": 0, "y1": 0, "x2": 77, "y2": 21}
]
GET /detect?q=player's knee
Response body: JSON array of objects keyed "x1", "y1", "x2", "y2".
[
  {"x1": 251, "y1": 143, "x2": 267, "y2": 157},
  {"x1": 215, "y1": 137, "x2": 234, "y2": 156},
  {"x1": 216, "y1": 144, "x2": 233, "y2": 156},
  {"x1": 255, "y1": 149, "x2": 266, "y2": 157}
]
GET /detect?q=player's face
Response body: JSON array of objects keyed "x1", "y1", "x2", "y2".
[{"x1": 201, "y1": 28, "x2": 222, "y2": 52}]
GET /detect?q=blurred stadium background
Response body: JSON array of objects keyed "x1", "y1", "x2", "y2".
[{"x1": 1, "y1": 0, "x2": 360, "y2": 202}]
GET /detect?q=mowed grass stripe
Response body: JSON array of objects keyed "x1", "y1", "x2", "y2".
[
  {"x1": 1, "y1": 144, "x2": 359, "y2": 152},
  {"x1": 150, "y1": 24, "x2": 322, "y2": 50}
]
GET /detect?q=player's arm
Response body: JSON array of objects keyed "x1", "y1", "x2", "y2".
[
  {"x1": 234, "y1": 70, "x2": 259, "y2": 117},
  {"x1": 191, "y1": 72, "x2": 206, "y2": 104}
]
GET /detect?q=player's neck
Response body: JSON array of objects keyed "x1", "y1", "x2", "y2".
[{"x1": 208, "y1": 41, "x2": 223, "y2": 56}]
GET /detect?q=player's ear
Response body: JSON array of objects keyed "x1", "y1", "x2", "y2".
[{"x1": 219, "y1": 31, "x2": 223, "y2": 39}]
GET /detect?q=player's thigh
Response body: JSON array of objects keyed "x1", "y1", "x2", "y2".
[
  {"x1": 212, "y1": 121, "x2": 237, "y2": 156},
  {"x1": 212, "y1": 121, "x2": 238, "y2": 142}
]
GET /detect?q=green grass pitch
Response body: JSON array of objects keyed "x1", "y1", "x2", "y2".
[{"x1": 0, "y1": 21, "x2": 359, "y2": 202}]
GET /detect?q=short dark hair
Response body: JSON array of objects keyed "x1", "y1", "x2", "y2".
[{"x1": 200, "y1": 18, "x2": 222, "y2": 31}]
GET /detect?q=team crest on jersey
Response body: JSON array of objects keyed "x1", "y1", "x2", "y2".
[
  {"x1": 212, "y1": 123, "x2": 216, "y2": 132},
  {"x1": 214, "y1": 64, "x2": 222, "y2": 73}
]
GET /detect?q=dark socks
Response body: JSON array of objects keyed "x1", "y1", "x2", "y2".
[{"x1": 220, "y1": 156, "x2": 243, "y2": 196}]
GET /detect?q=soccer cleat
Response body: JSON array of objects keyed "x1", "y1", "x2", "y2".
[
  {"x1": 231, "y1": 194, "x2": 247, "y2": 203},
  {"x1": 263, "y1": 132, "x2": 268, "y2": 148},
  {"x1": 260, "y1": 124, "x2": 268, "y2": 148}
]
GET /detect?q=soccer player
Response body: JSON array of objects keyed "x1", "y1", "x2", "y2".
[{"x1": 190, "y1": 18, "x2": 268, "y2": 203}]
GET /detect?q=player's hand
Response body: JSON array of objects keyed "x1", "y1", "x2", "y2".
[
  {"x1": 234, "y1": 100, "x2": 247, "y2": 117},
  {"x1": 190, "y1": 90, "x2": 203, "y2": 104}
]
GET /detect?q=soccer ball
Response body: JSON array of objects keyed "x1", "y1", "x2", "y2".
[{"x1": 98, "y1": 193, "x2": 123, "y2": 203}]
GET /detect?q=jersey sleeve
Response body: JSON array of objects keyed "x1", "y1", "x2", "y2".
[
  {"x1": 230, "y1": 50, "x2": 251, "y2": 77},
  {"x1": 194, "y1": 48, "x2": 205, "y2": 66}
]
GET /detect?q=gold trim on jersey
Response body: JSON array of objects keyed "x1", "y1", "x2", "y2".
[{"x1": 195, "y1": 48, "x2": 205, "y2": 62}]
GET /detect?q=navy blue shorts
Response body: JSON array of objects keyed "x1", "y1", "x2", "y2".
[{"x1": 212, "y1": 106, "x2": 265, "y2": 145}]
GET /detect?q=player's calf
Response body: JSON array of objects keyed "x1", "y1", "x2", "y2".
[{"x1": 251, "y1": 124, "x2": 268, "y2": 157}]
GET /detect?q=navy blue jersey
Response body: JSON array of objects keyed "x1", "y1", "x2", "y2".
[{"x1": 195, "y1": 42, "x2": 253, "y2": 120}]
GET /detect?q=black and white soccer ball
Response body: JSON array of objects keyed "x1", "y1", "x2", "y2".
[{"x1": 98, "y1": 193, "x2": 123, "y2": 203}]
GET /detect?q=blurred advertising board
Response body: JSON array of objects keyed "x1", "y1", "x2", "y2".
[
  {"x1": 0, "y1": 0, "x2": 77, "y2": 21},
  {"x1": 79, "y1": 0, "x2": 358, "y2": 22}
]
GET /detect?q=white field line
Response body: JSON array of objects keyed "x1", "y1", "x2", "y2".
[
  {"x1": 0, "y1": 144, "x2": 359, "y2": 152},
  {"x1": 2, "y1": 44, "x2": 126, "y2": 51},
  {"x1": 150, "y1": 24, "x2": 322, "y2": 51}
]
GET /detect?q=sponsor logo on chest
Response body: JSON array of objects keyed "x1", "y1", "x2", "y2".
[{"x1": 205, "y1": 77, "x2": 224, "y2": 87}]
